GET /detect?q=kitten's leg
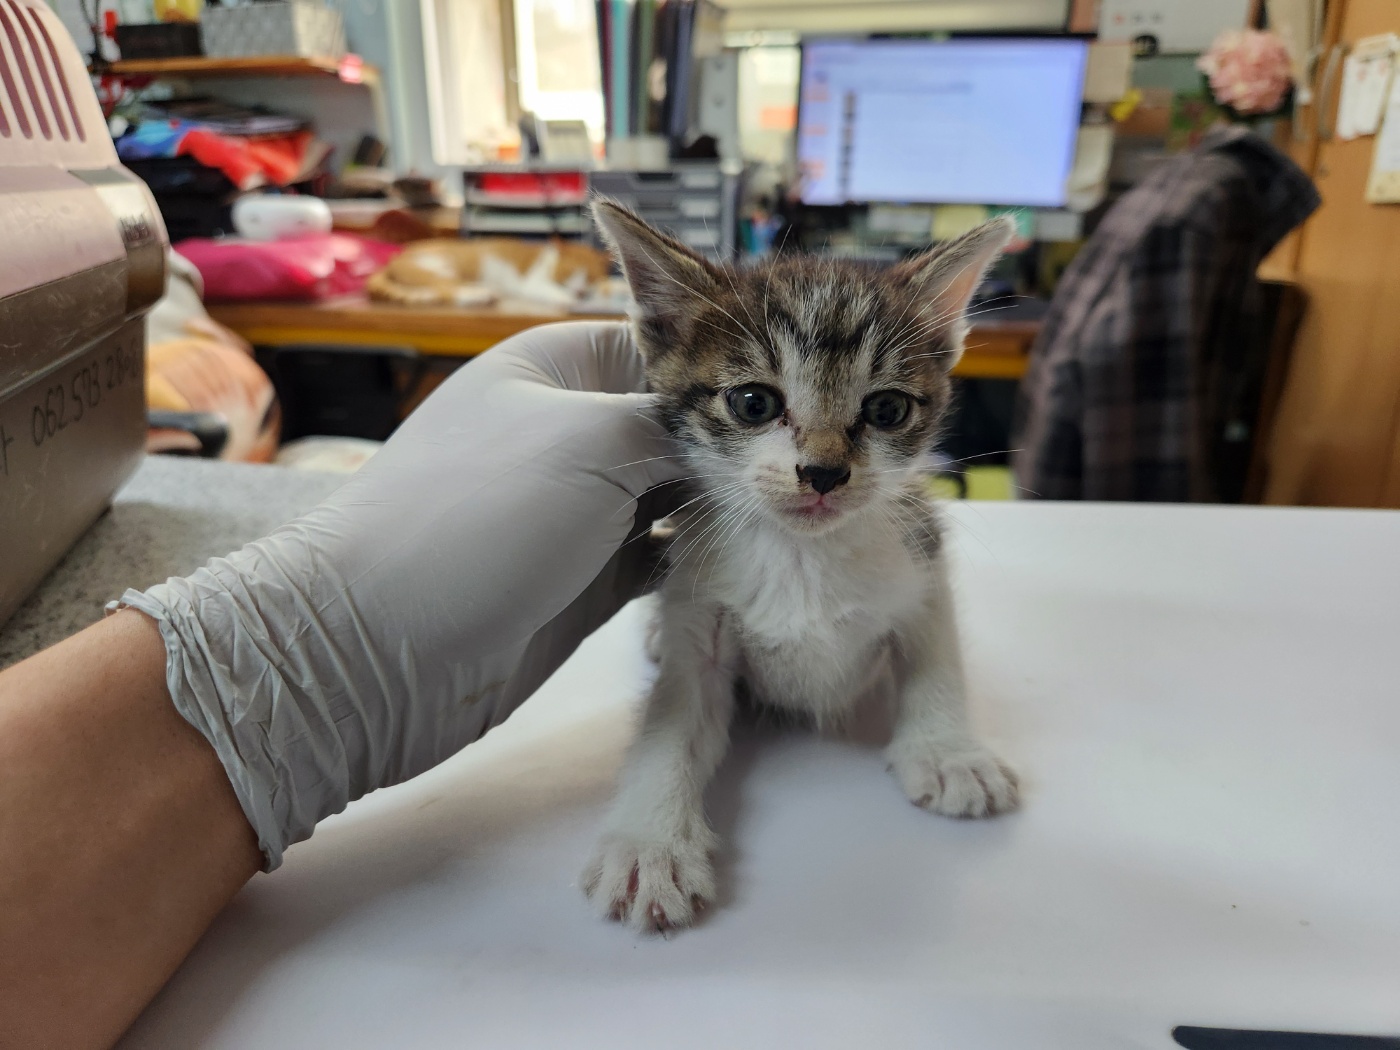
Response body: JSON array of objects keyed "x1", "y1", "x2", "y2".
[
  {"x1": 583, "y1": 597, "x2": 736, "y2": 932},
  {"x1": 888, "y1": 552, "x2": 1019, "y2": 819}
]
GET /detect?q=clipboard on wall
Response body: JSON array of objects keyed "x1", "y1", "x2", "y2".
[{"x1": 1367, "y1": 69, "x2": 1400, "y2": 202}]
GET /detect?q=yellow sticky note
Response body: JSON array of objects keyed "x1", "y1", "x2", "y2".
[
  {"x1": 1110, "y1": 88, "x2": 1143, "y2": 123},
  {"x1": 931, "y1": 204, "x2": 990, "y2": 241}
]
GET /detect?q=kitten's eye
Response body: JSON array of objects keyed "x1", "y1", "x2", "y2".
[
  {"x1": 861, "y1": 391, "x2": 912, "y2": 429},
  {"x1": 725, "y1": 384, "x2": 784, "y2": 426}
]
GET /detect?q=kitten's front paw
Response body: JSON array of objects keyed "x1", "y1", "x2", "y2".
[
  {"x1": 888, "y1": 735, "x2": 1020, "y2": 819},
  {"x1": 581, "y1": 833, "x2": 716, "y2": 933}
]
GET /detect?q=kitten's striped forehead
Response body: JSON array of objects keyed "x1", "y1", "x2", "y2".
[{"x1": 674, "y1": 257, "x2": 952, "y2": 395}]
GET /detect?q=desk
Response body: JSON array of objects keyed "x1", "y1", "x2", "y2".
[
  {"x1": 208, "y1": 298, "x2": 1042, "y2": 381},
  {"x1": 104, "y1": 496, "x2": 1398, "y2": 1048}
]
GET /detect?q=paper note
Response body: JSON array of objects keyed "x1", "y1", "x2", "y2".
[
  {"x1": 1034, "y1": 210, "x2": 1084, "y2": 243},
  {"x1": 1083, "y1": 42, "x2": 1133, "y2": 104},
  {"x1": 931, "y1": 205, "x2": 989, "y2": 241},
  {"x1": 1065, "y1": 124, "x2": 1114, "y2": 212},
  {"x1": 1366, "y1": 72, "x2": 1400, "y2": 203},
  {"x1": 1337, "y1": 34, "x2": 1397, "y2": 141}
]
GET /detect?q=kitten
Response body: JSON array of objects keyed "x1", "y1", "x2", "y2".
[{"x1": 584, "y1": 201, "x2": 1020, "y2": 933}]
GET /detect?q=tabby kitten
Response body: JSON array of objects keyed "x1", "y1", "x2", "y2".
[{"x1": 584, "y1": 201, "x2": 1020, "y2": 933}]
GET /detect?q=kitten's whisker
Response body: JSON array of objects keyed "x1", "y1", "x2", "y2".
[
  {"x1": 620, "y1": 487, "x2": 751, "y2": 575},
  {"x1": 654, "y1": 480, "x2": 750, "y2": 526},
  {"x1": 607, "y1": 472, "x2": 745, "y2": 519},
  {"x1": 717, "y1": 254, "x2": 768, "y2": 357},
  {"x1": 608, "y1": 453, "x2": 690, "y2": 471},
  {"x1": 680, "y1": 494, "x2": 750, "y2": 563},
  {"x1": 906, "y1": 488, "x2": 1003, "y2": 567},
  {"x1": 889, "y1": 509, "x2": 936, "y2": 568},
  {"x1": 673, "y1": 500, "x2": 752, "y2": 598},
  {"x1": 619, "y1": 489, "x2": 729, "y2": 556},
  {"x1": 641, "y1": 488, "x2": 747, "y2": 589},
  {"x1": 662, "y1": 487, "x2": 750, "y2": 554},
  {"x1": 872, "y1": 497, "x2": 935, "y2": 568},
  {"x1": 690, "y1": 495, "x2": 761, "y2": 601},
  {"x1": 762, "y1": 258, "x2": 779, "y2": 346},
  {"x1": 883, "y1": 300, "x2": 950, "y2": 356},
  {"x1": 887, "y1": 488, "x2": 943, "y2": 555},
  {"x1": 884, "y1": 307, "x2": 968, "y2": 351},
  {"x1": 705, "y1": 497, "x2": 761, "y2": 589},
  {"x1": 630, "y1": 242, "x2": 765, "y2": 349},
  {"x1": 929, "y1": 448, "x2": 1025, "y2": 468}
]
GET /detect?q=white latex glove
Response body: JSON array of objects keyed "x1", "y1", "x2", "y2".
[{"x1": 116, "y1": 322, "x2": 682, "y2": 869}]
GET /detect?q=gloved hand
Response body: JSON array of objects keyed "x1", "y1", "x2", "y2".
[{"x1": 115, "y1": 322, "x2": 682, "y2": 870}]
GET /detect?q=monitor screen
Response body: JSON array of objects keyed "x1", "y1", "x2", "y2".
[{"x1": 796, "y1": 38, "x2": 1088, "y2": 208}]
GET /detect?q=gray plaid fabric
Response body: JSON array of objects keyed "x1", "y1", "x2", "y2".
[{"x1": 1013, "y1": 126, "x2": 1318, "y2": 502}]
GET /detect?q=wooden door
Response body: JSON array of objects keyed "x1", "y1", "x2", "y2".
[{"x1": 1263, "y1": 0, "x2": 1400, "y2": 506}]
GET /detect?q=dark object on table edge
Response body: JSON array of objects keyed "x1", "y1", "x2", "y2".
[
  {"x1": 1174, "y1": 1026, "x2": 1400, "y2": 1049},
  {"x1": 254, "y1": 343, "x2": 423, "y2": 443}
]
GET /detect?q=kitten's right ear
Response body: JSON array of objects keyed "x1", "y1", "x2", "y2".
[{"x1": 592, "y1": 198, "x2": 719, "y2": 345}]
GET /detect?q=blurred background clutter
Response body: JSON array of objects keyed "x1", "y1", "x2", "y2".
[{"x1": 28, "y1": 0, "x2": 1400, "y2": 505}]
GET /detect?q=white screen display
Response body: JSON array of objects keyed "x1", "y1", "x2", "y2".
[{"x1": 797, "y1": 38, "x2": 1088, "y2": 207}]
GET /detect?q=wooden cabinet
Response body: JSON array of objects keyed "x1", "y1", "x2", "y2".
[{"x1": 1263, "y1": 0, "x2": 1400, "y2": 506}]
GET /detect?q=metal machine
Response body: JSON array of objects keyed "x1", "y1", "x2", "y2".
[{"x1": 0, "y1": 0, "x2": 167, "y2": 627}]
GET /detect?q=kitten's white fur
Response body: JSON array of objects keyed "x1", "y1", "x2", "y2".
[{"x1": 582, "y1": 364, "x2": 1018, "y2": 934}]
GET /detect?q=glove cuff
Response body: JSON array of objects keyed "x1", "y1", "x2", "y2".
[{"x1": 108, "y1": 579, "x2": 345, "y2": 871}]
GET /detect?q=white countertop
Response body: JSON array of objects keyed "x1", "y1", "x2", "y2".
[
  {"x1": 104, "y1": 499, "x2": 1400, "y2": 1048},
  {"x1": 0, "y1": 457, "x2": 343, "y2": 668}
]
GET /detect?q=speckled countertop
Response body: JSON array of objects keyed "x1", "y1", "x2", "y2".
[{"x1": 0, "y1": 456, "x2": 345, "y2": 668}]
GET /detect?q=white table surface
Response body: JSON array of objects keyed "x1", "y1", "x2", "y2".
[{"x1": 118, "y1": 502, "x2": 1400, "y2": 1049}]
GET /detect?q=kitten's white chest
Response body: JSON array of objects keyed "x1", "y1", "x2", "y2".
[
  {"x1": 701, "y1": 518, "x2": 927, "y2": 715},
  {"x1": 715, "y1": 527, "x2": 904, "y2": 637}
]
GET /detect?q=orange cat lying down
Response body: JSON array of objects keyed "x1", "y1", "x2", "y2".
[{"x1": 367, "y1": 237, "x2": 613, "y2": 308}]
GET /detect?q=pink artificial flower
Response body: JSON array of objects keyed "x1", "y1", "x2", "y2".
[{"x1": 1197, "y1": 29, "x2": 1294, "y2": 116}]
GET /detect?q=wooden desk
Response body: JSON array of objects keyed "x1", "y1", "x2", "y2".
[{"x1": 208, "y1": 297, "x2": 1040, "y2": 380}]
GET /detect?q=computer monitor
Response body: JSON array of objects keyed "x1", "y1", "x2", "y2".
[{"x1": 796, "y1": 37, "x2": 1088, "y2": 208}]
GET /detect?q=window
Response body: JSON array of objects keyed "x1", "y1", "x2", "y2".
[
  {"x1": 422, "y1": 0, "x2": 604, "y2": 165},
  {"x1": 512, "y1": 0, "x2": 605, "y2": 139},
  {"x1": 422, "y1": 0, "x2": 516, "y2": 164}
]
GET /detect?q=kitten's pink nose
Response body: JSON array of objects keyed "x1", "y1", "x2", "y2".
[{"x1": 797, "y1": 464, "x2": 851, "y2": 495}]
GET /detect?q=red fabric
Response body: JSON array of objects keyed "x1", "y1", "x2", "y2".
[
  {"x1": 245, "y1": 132, "x2": 316, "y2": 186},
  {"x1": 179, "y1": 129, "x2": 264, "y2": 191},
  {"x1": 176, "y1": 235, "x2": 401, "y2": 302},
  {"x1": 177, "y1": 130, "x2": 314, "y2": 191}
]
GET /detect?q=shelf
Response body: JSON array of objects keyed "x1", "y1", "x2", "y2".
[
  {"x1": 101, "y1": 54, "x2": 379, "y2": 86},
  {"x1": 463, "y1": 212, "x2": 590, "y2": 235},
  {"x1": 464, "y1": 190, "x2": 590, "y2": 210}
]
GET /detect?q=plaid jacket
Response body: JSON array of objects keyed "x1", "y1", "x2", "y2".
[{"x1": 1013, "y1": 126, "x2": 1319, "y2": 502}]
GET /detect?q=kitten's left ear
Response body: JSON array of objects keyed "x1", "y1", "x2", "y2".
[
  {"x1": 592, "y1": 198, "x2": 720, "y2": 355},
  {"x1": 890, "y1": 216, "x2": 1016, "y2": 371}
]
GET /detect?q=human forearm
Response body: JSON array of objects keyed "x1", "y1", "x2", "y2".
[{"x1": 0, "y1": 610, "x2": 260, "y2": 1048}]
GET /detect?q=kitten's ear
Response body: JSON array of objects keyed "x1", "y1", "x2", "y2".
[
  {"x1": 890, "y1": 216, "x2": 1016, "y2": 371},
  {"x1": 592, "y1": 198, "x2": 719, "y2": 350}
]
